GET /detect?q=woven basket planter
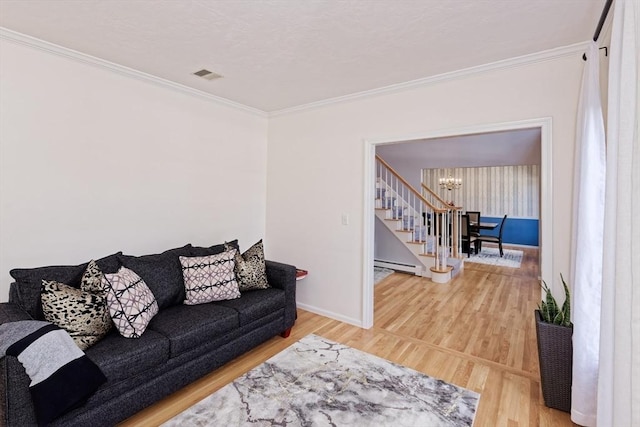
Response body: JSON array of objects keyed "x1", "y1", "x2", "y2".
[{"x1": 534, "y1": 310, "x2": 573, "y2": 412}]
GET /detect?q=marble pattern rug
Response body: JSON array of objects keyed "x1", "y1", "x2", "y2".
[
  {"x1": 466, "y1": 247, "x2": 523, "y2": 268},
  {"x1": 374, "y1": 266, "x2": 394, "y2": 284},
  {"x1": 162, "y1": 334, "x2": 480, "y2": 427}
]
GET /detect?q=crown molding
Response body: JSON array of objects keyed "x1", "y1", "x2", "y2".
[
  {"x1": 1, "y1": 26, "x2": 590, "y2": 119},
  {"x1": 0, "y1": 27, "x2": 267, "y2": 118},
  {"x1": 269, "y1": 41, "x2": 590, "y2": 117}
]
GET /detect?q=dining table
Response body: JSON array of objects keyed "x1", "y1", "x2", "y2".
[{"x1": 471, "y1": 221, "x2": 499, "y2": 230}]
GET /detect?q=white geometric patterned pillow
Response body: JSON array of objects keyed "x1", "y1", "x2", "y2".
[
  {"x1": 226, "y1": 240, "x2": 270, "y2": 292},
  {"x1": 102, "y1": 267, "x2": 159, "y2": 338},
  {"x1": 180, "y1": 250, "x2": 241, "y2": 305}
]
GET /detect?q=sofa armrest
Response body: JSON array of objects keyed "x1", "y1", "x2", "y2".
[
  {"x1": 265, "y1": 261, "x2": 297, "y2": 331},
  {"x1": 1, "y1": 303, "x2": 37, "y2": 426},
  {"x1": 265, "y1": 261, "x2": 296, "y2": 290},
  {"x1": 0, "y1": 302, "x2": 33, "y2": 325}
]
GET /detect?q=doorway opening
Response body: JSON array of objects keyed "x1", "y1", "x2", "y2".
[{"x1": 361, "y1": 118, "x2": 552, "y2": 328}]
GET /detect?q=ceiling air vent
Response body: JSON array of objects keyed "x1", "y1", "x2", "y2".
[{"x1": 193, "y1": 69, "x2": 223, "y2": 81}]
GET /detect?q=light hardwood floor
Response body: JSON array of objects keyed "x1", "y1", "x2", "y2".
[{"x1": 122, "y1": 245, "x2": 575, "y2": 426}]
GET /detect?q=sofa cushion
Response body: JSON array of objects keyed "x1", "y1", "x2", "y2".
[
  {"x1": 189, "y1": 239, "x2": 239, "y2": 257},
  {"x1": 180, "y1": 251, "x2": 241, "y2": 305},
  {"x1": 213, "y1": 288, "x2": 285, "y2": 326},
  {"x1": 231, "y1": 240, "x2": 270, "y2": 292},
  {"x1": 118, "y1": 244, "x2": 192, "y2": 309},
  {"x1": 102, "y1": 267, "x2": 159, "y2": 338},
  {"x1": 147, "y1": 304, "x2": 238, "y2": 357},
  {"x1": 9, "y1": 252, "x2": 122, "y2": 319},
  {"x1": 41, "y1": 280, "x2": 112, "y2": 350},
  {"x1": 85, "y1": 329, "x2": 169, "y2": 383}
]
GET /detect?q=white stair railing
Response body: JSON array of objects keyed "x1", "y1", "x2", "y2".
[
  {"x1": 422, "y1": 183, "x2": 463, "y2": 258},
  {"x1": 375, "y1": 155, "x2": 456, "y2": 269}
]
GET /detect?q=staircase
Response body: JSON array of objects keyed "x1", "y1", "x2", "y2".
[{"x1": 375, "y1": 155, "x2": 463, "y2": 283}]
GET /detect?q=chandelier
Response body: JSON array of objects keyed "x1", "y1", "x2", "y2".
[{"x1": 439, "y1": 174, "x2": 462, "y2": 191}]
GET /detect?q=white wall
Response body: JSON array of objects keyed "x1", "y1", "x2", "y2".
[
  {"x1": 266, "y1": 55, "x2": 583, "y2": 325},
  {"x1": 0, "y1": 40, "x2": 268, "y2": 301}
]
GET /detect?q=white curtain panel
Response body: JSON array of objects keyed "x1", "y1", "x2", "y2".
[
  {"x1": 598, "y1": 0, "x2": 640, "y2": 425},
  {"x1": 570, "y1": 41, "x2": 606, "y2": 427}
]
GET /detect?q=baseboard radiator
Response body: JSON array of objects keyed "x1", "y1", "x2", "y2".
[{"x1": 374, "y1": 259, "x2": 420, "y2": 275}]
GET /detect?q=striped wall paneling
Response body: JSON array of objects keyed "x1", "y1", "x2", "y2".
[{"x1": 422, "y1": 165, "x2": 540, "y2": 219}]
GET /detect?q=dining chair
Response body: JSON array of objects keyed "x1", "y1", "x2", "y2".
[
  {"x1": 474, "y1": 214, "x2": 508, "y2": 257},
  {"x1": 460, "y1": 214, "x2": 476, "y2": 257},
  {"x1": 466, "y1": 211, "x2": 481, "y2": 237}
]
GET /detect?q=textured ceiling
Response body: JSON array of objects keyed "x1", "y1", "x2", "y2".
[{"x1": 0, "y1": 0, "x2": 604, "y2": 112}]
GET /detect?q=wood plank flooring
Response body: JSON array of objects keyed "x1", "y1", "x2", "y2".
[{"x1": 121, "y1": 245, "x2": 575, "y2": 426}]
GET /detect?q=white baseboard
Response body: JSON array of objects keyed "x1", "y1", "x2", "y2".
[
  {"x1": 296, "y1": 302, "x2": 364, "y2": 328},
  {"x1": 505, "y1": 243, "x2": 539, "y2": 249},
  {"x1": 480, "y1": 242, "x2": 538, "y2": 249}
]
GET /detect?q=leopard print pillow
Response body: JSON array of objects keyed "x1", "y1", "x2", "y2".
[
  {"x1": 41, "y1": 261, "x2": 113, "y2": 350},
  {"x1": 226, "y1": 240, "x2": 270, "y2": 292},
  {"x1": 81, "y1": 259, "x2": 105, "y2": 294}
]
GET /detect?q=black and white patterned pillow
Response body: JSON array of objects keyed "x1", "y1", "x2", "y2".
[
  {"x1": 81, "y1": 259, "x2": 105, "y2": 294},
  {"x1": 40, "y1": 280, "x2": 112, "y2": 350},
  {"x1": 227, "y1": 240, "x2": 270, "y2": 292},
  {"x1": 180, "y1": 250, "x2": 241, "y2": 305},
  {"x1": 102, "y1": 267, "x2": 159, "y2": 338}
]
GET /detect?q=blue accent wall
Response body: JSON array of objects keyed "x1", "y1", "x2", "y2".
[{"x1": 480, "y1": 216, "x2": 539, "y2": 246}]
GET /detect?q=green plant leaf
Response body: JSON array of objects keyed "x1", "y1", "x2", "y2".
[
  {"x1": 540, "y1": 301, "x2": 550, "y2": 323},
  {"x1": 539, "y1": 277, "x2": 570, "y2": 325},
  {"x1": 560, "y1": 273, "x2": 571, "y2": 326},
  {"x1": 553, "y1": 310, "x2": 564, "y2": 325}
]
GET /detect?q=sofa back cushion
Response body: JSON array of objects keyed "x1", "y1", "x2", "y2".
[
  {"x1": 9, "y1": 252, "x2": 122, "y2": 319},
  {"x1": 189, "y1": 239, "x2": 238, "y2": 257},
  {"x1": 117, "y1": 244, "x2": 192, "y2": 309}
]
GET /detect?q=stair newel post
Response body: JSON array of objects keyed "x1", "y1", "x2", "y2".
[
  {"x1": 436, "y1": 212, "x2": 440, "y2": 269},
  {"x1": 451, "y1": 209, "x2": 460, "y2": 258},
  {"x1": 442, "y1": 210, "x2": 448, "y2": 270}
]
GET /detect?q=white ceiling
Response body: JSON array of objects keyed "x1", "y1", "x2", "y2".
[
  {"x1": 376, "y1": 128, "x2": 541, "y2": 170},
  {"x1": 0, "y1": 0, "x2": 605, "y2": 113}
]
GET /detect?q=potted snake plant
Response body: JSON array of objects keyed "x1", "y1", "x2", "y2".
[{"x1": 535, "y1": 273, "x2": 572, "y2": 412}]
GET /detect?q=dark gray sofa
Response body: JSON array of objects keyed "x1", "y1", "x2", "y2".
[{"x1": 0, "y1": 243, "x2": 297, "y2": 426}]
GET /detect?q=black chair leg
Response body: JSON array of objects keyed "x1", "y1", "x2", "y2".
[{"x1": 499, "y1": 243, "x2": 503, "y2": 257}]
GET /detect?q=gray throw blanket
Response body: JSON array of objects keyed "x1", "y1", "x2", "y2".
[{"x1": 0, "y1": 320, "x2": 106, "y2": 426}]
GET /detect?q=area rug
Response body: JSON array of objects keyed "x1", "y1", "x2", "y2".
[
  {"x1": 374, "y1": 266, "x2": 394, "y2": 284},
  {"x1": 162, "y1": 334, "x2": 480, "y2": 427},
  {"x1": 466, "y1": 247, "x2": 523, "y2": 268}
]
